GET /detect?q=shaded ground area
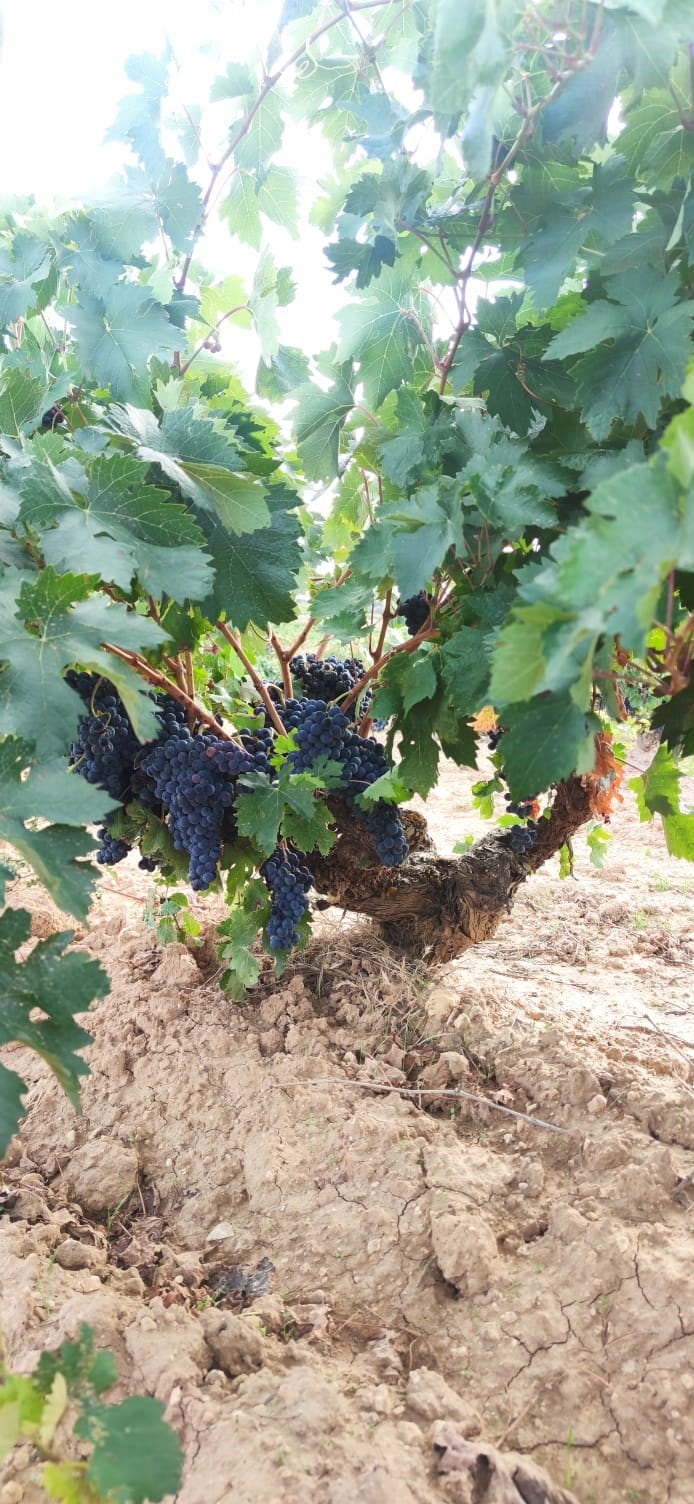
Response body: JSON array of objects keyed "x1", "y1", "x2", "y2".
[{"x1": 2, "y1": 756, "x2": 693, "y2": 1504}]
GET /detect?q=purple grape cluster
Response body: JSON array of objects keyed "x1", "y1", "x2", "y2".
[
  {"x1": 506, "y1": 822, "x2": 538, "y2": 854},
  {"x1": 95, "y1": 822, "x2": 131, "y2": 866},
  {"x1": 139, "y1": 732, "x2": 257, "y2": 891},
  {"x1": 398, "y1": 593, "x2": 431, "y2": 635},
  {"x1": 280, "y1": 702, "x2": 408, "y2": 867},
  {"x1": 283, "y1": 699, "x2": 351, "y2": 772},
  {"x1": 289, "y1": 654, "x2": 366, "y2": 713},
  {"x1": 261, "y1": 847, "x2": 314, "y2": 950},
  {"x1": 67, "y1": 673, "x2": 140, "y2": 804}
]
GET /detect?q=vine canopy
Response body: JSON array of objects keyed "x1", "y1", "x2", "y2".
[{"x1": 1, "y1": 0, "x2": 694, "y2": 1140}]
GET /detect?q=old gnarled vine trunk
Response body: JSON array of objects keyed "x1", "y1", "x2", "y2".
[{"x1": 308, "y1": 776, "x2": 595, "y2": 959}]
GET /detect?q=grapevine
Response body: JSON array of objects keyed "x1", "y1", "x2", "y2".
[{"x1": 1, "y1": 0, "x2": 693, "y2": 1151}]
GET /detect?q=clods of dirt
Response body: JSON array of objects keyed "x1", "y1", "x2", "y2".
[{"x1": 2, "y1": 760, "x2": 694, "y2": 1503}]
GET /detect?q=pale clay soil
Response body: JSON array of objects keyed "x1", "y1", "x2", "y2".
[{"x1": 1, "y1": 748, "x2": 693, "y2": 1504}]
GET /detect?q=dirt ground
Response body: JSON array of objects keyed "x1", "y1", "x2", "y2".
[{"x1": 1, "y1": 750, "x2": 693, "y2": 1504}]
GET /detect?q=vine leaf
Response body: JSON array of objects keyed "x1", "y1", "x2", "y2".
[
  {"x1": 0, "y1": 1064, "x2": 26, "y2": 1160},
  {"x1": 0, "y1": 233, "x2": 52, "y2": 328},
  {"x1": 336, "y1": 274, "x2": 426, "y2": 408},
  {"x1": 67, "y1": 286, "x2": 179, "y2": 403},
  {"x1": 293, "y1": 378, "x2": 354, "y2": 481},
  {"x1": 501, "y1": 696, "x2": 600, "y2": 800},
  {"x1": 0, "y1": 907, "x2": 109, "y2": 1153},
  {"x1": 197, "y1": 486, "x2": 302, "y2": 629},
  {"x1": 236, "y1": 768, "x2": 337, "y2": 858},
  {"x1": 80, "y1": 1396, "x2": 184, "y2": 1504},
  {"x1": 629, "y1": 743, "x2": 694, "y2": 859},
  {"x1": 109, "y1": 405, "x2": 271, "y2": 535},
  {"x1": 0, "y1": 370, "x2": 48, "y2": 437},
  {"x1": 544, "y1": 269, "x2": 694, "y2": 438},
  {"x1": 0, "y1": 738, "x2": 108, "y2": 918},
  {"x1": 490, "y1": 462, "x2": 693, "y2": 706},
  {"x1": 0, "y1": 569, "x2": 166, "y2": 755},
  {"x1": 19, "y1": 453, "x2": 213, "y2": 602}
]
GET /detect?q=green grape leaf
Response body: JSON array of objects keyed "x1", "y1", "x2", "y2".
[
  {"x1": 197, "y1": 486, "x2": 302, "y2": 630},
  {"x1": 222, "y1": 170, "x2": 262, "y2": 248},
  {"x1": 211, "y1": 62, "x2": 254, "y2": 100},
  {"x1": 325, "y1": 235, "x2": 397, "y2": 289},
  {"x1": 441, "y1": 627, "x2": 492, "y2": 716},
  {"x1": 257, "y1": 165, "x2": 300, "y2": 236},
  {"x1": 0, "y1": 908, "x2": 108, "y2": 1134},
  {"x1": 0, "y1": 370, "x2": 49, "y2": 437},
  {"x1": 0, "y1": 569, "x2": 166, "y2": 755},
  {"x1": 38, "y1": 1462, "x2": 86, "y2": 1503},
  {"x1": 293, "y1": 378, "x2": 354, "y2": 481},
  {"x1": 112, "y1": 406, "x2": 271, "y2": 535},
  {"x1": 154, "y1": 162, "x2": 203, "y2": 251},
  {"x1": 0, "y1": 1062, "x2": 26, "y2": 1161},
  {"x1": 514, "y1": 155, "x2": 634, "y2": 309},
  {"x1": 235, "y1": 768, "x2": 334, "y2": 858},
  {"x1": 396, "y1": 702, "x2": 441, "y2": 798},
  {"x1": 586, "y1": 824, "x2": 611, "y2": 868},
  {"x1": 0, "y1": 233, "x2": 52, "y2": 328},
  {"x1": 501, "y1": 696, "x2": 600, "y2": 799},
  {"x1": 281, "y1": 792, "x2": 337, "y2": 856},
  {"x1": 544, "y1": 269, "x2": 694, "y2": 438},
  {"x1": 234, "y1": 92, "x2": 283, "y2": 176},
  {"x1": 81, "y1": 1396, "x2": 184, "y2": 1504},
  {"x1": 398, "y1": 650, "x2": 438, "y2": 715},
  {"x1": 67, "y1": 287, "x2": 178, "y2": 402},
  {"x1": 629, "y1": 741, "x2": 684, "y2": 819},
  {"x1": 20, "y1": 453, "x2": 213, "y2": 602},
  {"x1": 217, "y1": 878, "x2": 270, "y2": 997},
  {"x1": 335, "y1": 274, "x2": 425, "y2": 408},
  {"x1": 629, "y1": 744, "x2": 694, "y2": 858},
  {"x1": 175, "y1": 463, "x2": 270, "y2": 534},
  {"x1": 490, "y1": 461, "x2": 693, "y2": 706},
  {"x1": 257, "y1": 346, "x2": 311, "y2": 401}
]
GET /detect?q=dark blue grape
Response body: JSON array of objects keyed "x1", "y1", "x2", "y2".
[
  {"x1": 284, "y1": 699, "x2": 351, "y2": 773},
  {"x1": 506, "y1": 820, "x2": 538, "y2": 854},
  {"x1": 261, "y1": 847, "x2": 314, "y2": 951},
  {"x1": 279, "y1": 705, "x2": 408, "y2": 869},
  {"x1": 139, "y1": 732, "x2": 256, "y2": 891},
  {"x1": 289, "y1": 654, "x2": 368, "y2": 717},
  {"x1": 398, "y1": 593, "x2": 431, "y2": 635},
  {"x1": 95, "y1": 823, "x2": 131, "y2": 865},
  {"x1": 67, "y1": 674, "x2": 141, "y2": 804}
]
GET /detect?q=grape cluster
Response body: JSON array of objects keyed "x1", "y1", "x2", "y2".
[
  {"x1": 67, "y1": 674, "x2": 141, "y2": 804},
  {"x1": 262, "y1": 847, "x2": 314, "y2": 951},
  {"x1": 282, "y1": 703, "x2": 409, "y2": 867},
  {"x1": 290, "y1": 654, "x2": 365, "y2": 706},
  {"x1": 506, "y1": 822, "x2": 538, "y2": 855},
  {"x1": 139, "y1": 732, "x2": 256, "y2": 891},
  {"x1": 95, "y1": 823, "x2": 131, "y2": 866},
  {"x1": 398, "y1": 593, "x2": 431, "y2": 635},
  {"x1": 67, "y1": 665, "x2": 411, "y2": 955},
  {"x1": 505, "y1": 794, "x2": 536, "y2": 820},
  {"x1": 284, "y1": 698, "x2": 350, "y2": 773},
  {"x1": 340, "y1": 729, "x2": 409, "y2": 865}
]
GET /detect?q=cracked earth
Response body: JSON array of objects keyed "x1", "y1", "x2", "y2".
[{"x1": 1, "y1": 754, "x2": 693, "y2": 1503}]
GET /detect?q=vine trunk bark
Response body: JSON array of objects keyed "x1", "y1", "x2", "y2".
[{"x1": 308, "y1": 775, "x2": 596, "y2": 960}]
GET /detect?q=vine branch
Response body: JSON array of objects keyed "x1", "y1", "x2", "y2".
[
  {"x1": 216, "y1": 621, "x2": 288, "y2": 736},
  {"x1": 101, "y1": 644, "x2": 236, "y2": 740}
]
